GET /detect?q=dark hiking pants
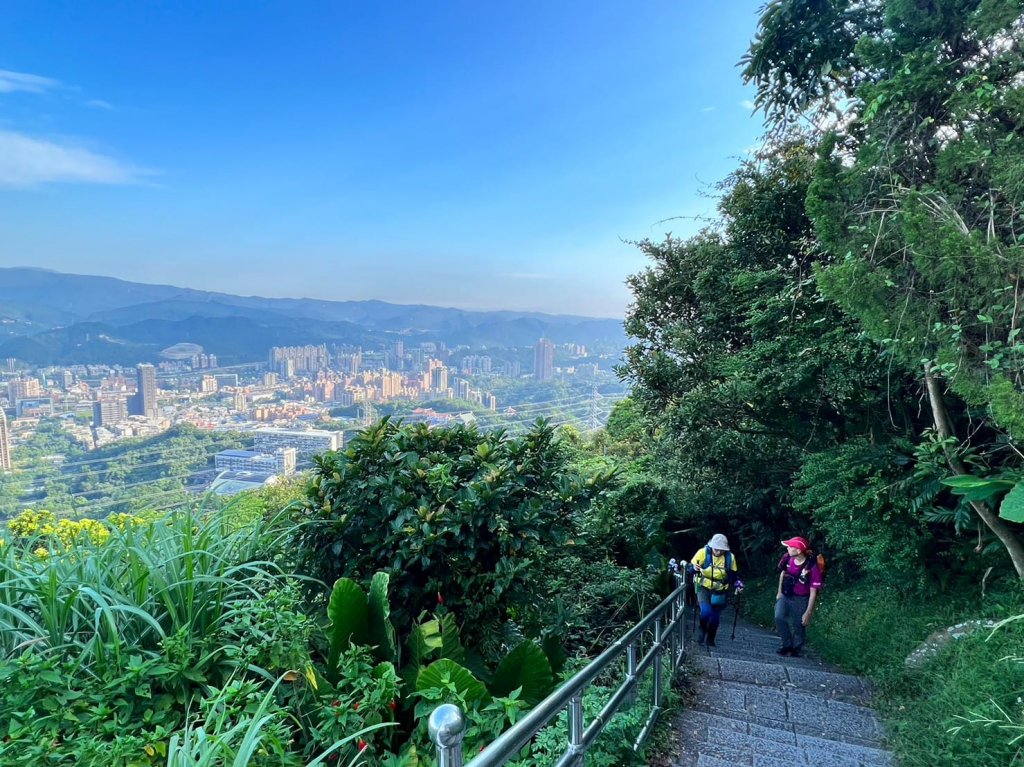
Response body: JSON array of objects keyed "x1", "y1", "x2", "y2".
[{"x1": 775, "y1": 594, "x2": 810, "y2": 650}]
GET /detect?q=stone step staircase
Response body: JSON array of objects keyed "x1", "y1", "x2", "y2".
[{"x1": 670, "y1": 615, "x2": 892, "y2": 767}]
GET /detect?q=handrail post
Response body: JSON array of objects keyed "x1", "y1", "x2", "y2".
[
  {"x1": 429, "y1": 704, "x2": 466, "y2": 767},
  {"x1": 624, "y1": 640, "x2": 638, "y2": 707},
  {"x1": 674, "y1": 573, "x2": 685, "y2": 664},
  {"x1": 568, "y1": 693, "x2": 585, "y2": 766},
  {"x1": 669, "y1": 599, "x2": 678, "y2": 672},
  {"x1": 653, "y1": 617, "x2": 663, "y2": 709}
]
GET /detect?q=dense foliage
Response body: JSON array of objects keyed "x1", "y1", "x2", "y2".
[
  {"x1": 298, "y1": 419, "x2": 618, "y2": 653},
  {"x1": 0, "y1": 423, "x2": 247, "y2": 520},
  {"x1": 618, "y1": 2, "x2": 1024, "y2": 763}
]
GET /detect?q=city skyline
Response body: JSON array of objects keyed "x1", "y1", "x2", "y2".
[{"x1": 0, "y1": 1, "x2": 766, "y2": 316}]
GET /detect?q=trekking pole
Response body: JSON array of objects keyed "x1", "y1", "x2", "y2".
[{"x1": 731, "y1": 591, "x2": 743, "y2": 640}]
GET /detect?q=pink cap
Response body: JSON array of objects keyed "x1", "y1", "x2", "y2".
[{"x1": 781, "y1": 536, "x2": 810, "y2": 552}]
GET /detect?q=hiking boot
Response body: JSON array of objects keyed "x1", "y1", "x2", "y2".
[
  {"x1": 696, "y1": 618, "x2": 708, "y2": 645},
  {"x1": 776, "y1": 646, "x2": 792, "y2": 656},
  {"x1": 789, "y1": 645, "x2": 802, "y2": 657},
  {"x1": 706, "y1": 624, "x2": 719, "y2": 648}
]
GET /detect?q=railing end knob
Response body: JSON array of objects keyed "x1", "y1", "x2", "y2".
[{"x1": 428, "y1": 703, "x2": 466, "y2": 748}]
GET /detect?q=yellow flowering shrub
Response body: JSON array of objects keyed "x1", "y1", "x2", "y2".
[
  {"x1": 7, "y1": 509, "x2": 56, "y2": 538},
  {"x1": 5, "y1": 509, "x2": 146, "y2": 550}
]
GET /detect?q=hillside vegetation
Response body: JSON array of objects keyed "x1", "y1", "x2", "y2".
[{"x1": 617, "y1": 2, "x2": 1024, "y2": 764}]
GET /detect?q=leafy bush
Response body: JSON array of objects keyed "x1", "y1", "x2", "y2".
[
  {"x1": 297, "y1": 419, "x2": 616, "y2": 652},
  {"x1": 792, "y1": 439, "x2": 933, "y2": 589}
]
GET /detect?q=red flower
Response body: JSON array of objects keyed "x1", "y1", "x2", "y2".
[
  {"x1": 353, "y1": 701, "x2": 360, "y2": 711},
  {"x1": 437, "y1": 592, "x2": 444, "y2": 605},
  {"x1": 331, "y1": 700, "x2": 340, "y2": 707},
  {"x1": 389, "y1": 699, "x2": 397, "y2": 711},
  {"x1": 358, "y1": 739, "x2": 368, "y2": 752}
]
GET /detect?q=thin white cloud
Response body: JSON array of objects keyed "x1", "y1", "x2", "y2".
[
  {"x1": 740, "y1": 99, "x2": 756, "y2": 110},
  {"x1": 501, "y1": 273, "x2": 554, "y2": 281},
  {"x1": 701, "y1": 106, "x2": 717, "y2": 113},
  {"x1": 0, "y1": 69, "x2": 60, "y2": 94},
  {"x1": 0, "y1": 130, "x2": 144, "y2": 186},
  {"x1": 85, "y1": 99, "x2": 113, "y2": 110}
]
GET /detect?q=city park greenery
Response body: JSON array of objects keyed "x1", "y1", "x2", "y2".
[{"x1": 4, "y1": 1, "x2": 1024, "y2": 765}]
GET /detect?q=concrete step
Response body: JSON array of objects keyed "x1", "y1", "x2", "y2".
[
  {"x1": 673, "y1": 710, "x2": 892, "y2": 766},
  {"x1": 692, "y1": 654, "x2": 872, "y2": 704},
  {"x1": 687, "y1": 678, "x2": 887, "y2": 744},
  {"x1": 688, "y1": 642, "x2": 830, "y2": 669},
  {"x1": 675, "y1": 708, "x2": 887, "y2": 751}
]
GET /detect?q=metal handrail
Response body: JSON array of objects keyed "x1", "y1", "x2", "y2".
[{"x1": 426, "y1": 573, "x2": 687, "y2": 767}]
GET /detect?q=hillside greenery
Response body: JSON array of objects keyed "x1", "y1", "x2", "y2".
[
  {"x1": 615, "y1": 2, "x2": 1024, "y2": 764},
  {"x1": 0, "y1": 418, "x2": 669, "y2": 767},
  {"x1": 0, "y1": 423, "x2": 248, "y2": 520}
]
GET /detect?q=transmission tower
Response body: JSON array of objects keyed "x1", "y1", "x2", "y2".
[{"x1": 588, "y1": 385, "x2": 600, "y2": 432}]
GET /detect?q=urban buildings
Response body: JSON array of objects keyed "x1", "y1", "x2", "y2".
[
  {"x1": 534, "y1": 338, "x2": 554, "y2": 381},
  {"x1": 128, "y1": 364, "x2": 158, "y2": 418},
  {"x1": 93, "y1": 396, "x2": 128, "y2": 428},
  {"x1": 8, "y1": 377, "x2": 42, "y2": 402},
  {"x1": 270, "y1": 344, "x2": 328, "y2": 374},
  {"x1": 215, "y1": 447, "x2": 297, "y2": 475},
  {"x1": 253, "y1": 428, "x2": 344, "y2": 462},
  {"x1": 428, "y1": 359, "x2": 448, "y2": 393},
  {"x1": 0, "y1": 408, "x2": 11, "y2": 472}
]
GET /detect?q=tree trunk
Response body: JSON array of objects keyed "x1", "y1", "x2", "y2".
[{"x1": 924, "y1": 365, "x2": 1024, "y2": 579}]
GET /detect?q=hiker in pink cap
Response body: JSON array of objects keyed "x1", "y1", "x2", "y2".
[{"x1": 774, "y1": 536, "x2": 824, "y2": 657}]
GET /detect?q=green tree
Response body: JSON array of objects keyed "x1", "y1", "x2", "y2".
[
  {"x1": 622, "y1": 143, "x2": 912, "y2": 561},
  {"x1": 746, "y1": 0, "x2": 1024, "y2": 575}
]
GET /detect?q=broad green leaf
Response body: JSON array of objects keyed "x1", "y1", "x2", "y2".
[
  {"x1": 541, "y1": 634, "x2": 567, "y2": 677},
  {"x1": 488, "y1": 641, "x2": 554, "y2": 706},
  {"x1": 439, "y1": 612, "x2": 466, "y2": 665},
  {"x1": 368, "y1": 571, "x2": 397, "y2": 664},
  {"x1": 1000, "y1": 482, "x2": 1024, "y2": 523},
  {"x1": 326, "y1": 578, "x2": 368, "y2": 685},
  {"x1": 939, "y1": 475, "x2": 1014, "y2": 502},
  {"x1": 406, "y1": 619, "x2": 441, "y2": 667},
  {"x1": 416, "y1": 659, "x2": 488, "y2": 703}
]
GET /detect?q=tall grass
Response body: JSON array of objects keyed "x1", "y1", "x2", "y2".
[
  {"x1": 166, "y1": 677, "x2": 391, "y2": 767},
  {"x1": 0, "y1": 503, "x2": 295, "y2": 675}
]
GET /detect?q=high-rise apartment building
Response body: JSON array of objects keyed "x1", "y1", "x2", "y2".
[
  {"x1": 0, "y1": 408, "x2": 11, "y2": 472},
  {"x1": 533, "y1": 338, "x2": 554, "y2": 382},
  {"x1": 129, "y1": 364, "x2": 158, "y2": 418},
  {"x1": 8, "y1": 377, "x2": 42, "y2": 402},
  {"x1": 270, "y1": 344, "x2": 328, "y2": 374},
  {"x1": 94, "y1": 396, "x2": 128, "y2": 428},
  {"x1": 429, "y1": 360, "x2": 448, "y2": 393}
]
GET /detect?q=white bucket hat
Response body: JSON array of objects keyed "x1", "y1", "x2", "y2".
[{"x1": 708, "y1": 533, "x2": 730, "y2": 551}]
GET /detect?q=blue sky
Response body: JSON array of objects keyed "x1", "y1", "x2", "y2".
[{"x1": 0, "y1": 1, "x2": 766, "y2": 317}]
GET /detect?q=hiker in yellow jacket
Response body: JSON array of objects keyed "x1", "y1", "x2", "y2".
[{"x1": 689, "y1": 533, "x2": 743, "y2": 647}]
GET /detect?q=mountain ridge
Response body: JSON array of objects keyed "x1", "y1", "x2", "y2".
[{"x1": 0, "y1": 267, "x2": 626, "y2": 365}]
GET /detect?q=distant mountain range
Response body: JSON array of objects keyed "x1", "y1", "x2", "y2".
[{"x1": 0, "y1": 268, "x2": 626, "y2": 366}]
